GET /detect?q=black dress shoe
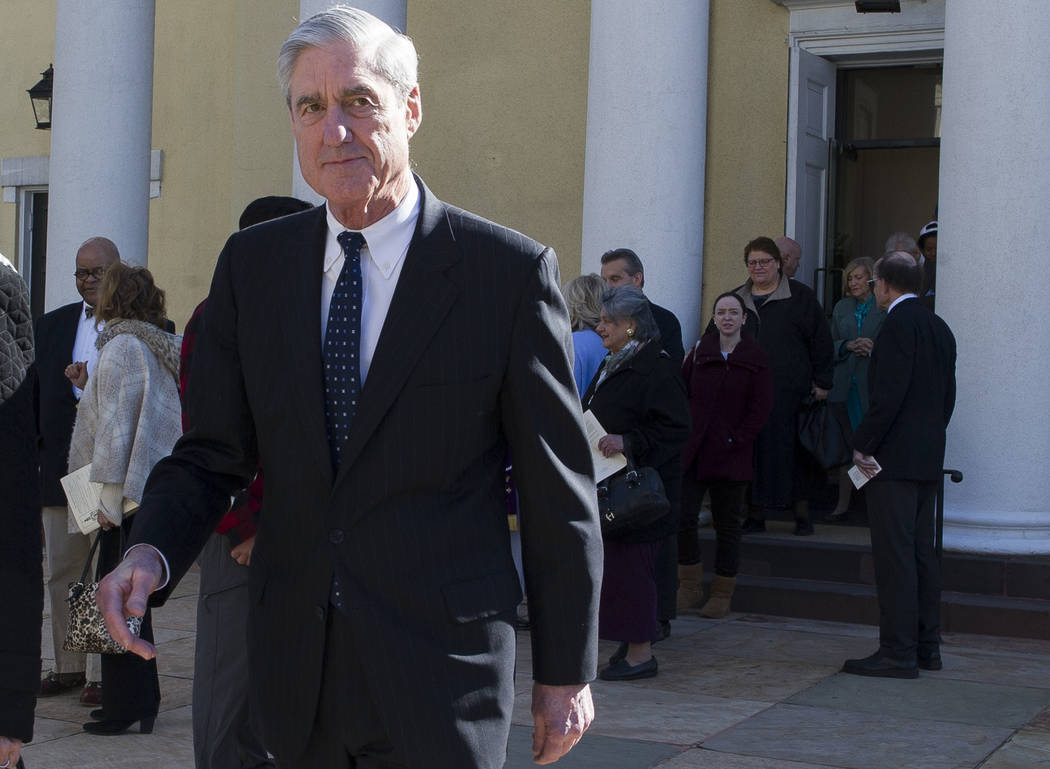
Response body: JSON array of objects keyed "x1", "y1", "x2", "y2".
[
  {"x1": 793, "y1": 518, "x2": 814, "y2": 536},
  {"x1": 608, "y1": 642, "x2": 628, "y2": 665},
  {"x1": 89, "y1": 708, "x2": 107, "y2": 720},
  {"x1": 39, "y1": 671, "x2": 86, "y2": 697},
  {"x1": 842, "y1": 650, "x2": 918, "y2": 679},
  {"x1": 740, "y1": 517, "x2": 766, "y2": 534},
  {"x1": 918, "y1": 651, "x2": 943, "y2": 671},
  {"x1": 599, "y1": 656, "x2": 658, "y2": 681},
  {"x1": 83, "y1": 715, "x2": 155, "y2": 735}
]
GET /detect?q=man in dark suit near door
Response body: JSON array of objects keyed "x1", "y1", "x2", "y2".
[
  {"x1": 844, "y1": 251, "x2": 956, "y2": 678},
  {"x1": 34, "y1": 236, "x2": 121, "y2": 704},
  {"x1": 99, "y1": 7, "x2": 602, "y2": 769}
]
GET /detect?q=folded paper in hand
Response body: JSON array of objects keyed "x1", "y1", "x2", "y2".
[{"x1": 60, "y1": 463, "x2": 139, "y2": 535}]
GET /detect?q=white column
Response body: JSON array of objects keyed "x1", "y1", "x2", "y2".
[
  {"x1": 292, "y1": 0, "x2": 408, "y2": 204},
  {"x1": 938, "y1": 0, "x2": 1050, "y2": 554},
  {"x1": 44, "y1": 0, "x2": 155, "y2": 308},
  {"x1": 580, "y1": 1, "x2": 709, "y2": 344}
]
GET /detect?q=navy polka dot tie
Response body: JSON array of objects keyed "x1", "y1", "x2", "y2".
[{"x1": 324, "y1": 231, "x2": 366, "y2": 472}]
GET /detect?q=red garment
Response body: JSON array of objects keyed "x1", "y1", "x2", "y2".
[
  {"x1": 681, "y1": 332, "x2": 773, "y2": 481},
  {"x1": 180, "y1": 299, "x2": 261, "y2": 543}
]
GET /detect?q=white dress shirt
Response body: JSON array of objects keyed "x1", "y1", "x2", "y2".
[
  {"x1": 887, "y1": 293, "x2": 918, "y2": 314},
  {"x1": 322, "y1": 180, "x2": 420, "y2": 385},
  {"x1": 138, "y1": 182, "x2": 423, "y2": 587},
  {"x1": 71, "y1": 302, "x2": 104, "y2": 399}
]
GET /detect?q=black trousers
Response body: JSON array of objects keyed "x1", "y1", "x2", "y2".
[
  {"x1": 865, "y1": 479, "x2": 941, "y2": 659},
  {"x1": 98, "y1": 519, "x2": 160, "y2": 720},
  {"x1": 679, "y1": 475, "x2": 746, "y2": 577}
]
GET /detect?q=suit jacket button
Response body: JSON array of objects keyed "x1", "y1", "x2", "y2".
[{"x1": 329, "y1": 529, "x2": 344, "y2": 544}]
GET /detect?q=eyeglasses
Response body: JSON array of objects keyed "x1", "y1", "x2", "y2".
[
  {"x1": 867, "y1": 277, "x2": 880, "y2": 287},
  {"x1": 74, "y1": 267, "x2": 107, "y2": 281},
  {"x1": 746, "y1": 258, "x2": 776, "y2": 269}
]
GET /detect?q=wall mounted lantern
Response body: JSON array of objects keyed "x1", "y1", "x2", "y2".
[{"x1": 27, "y1": 65, "x2": 53, "y2": 130}]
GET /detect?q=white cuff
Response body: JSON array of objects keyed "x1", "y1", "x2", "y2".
[{"x1": 122, "y1": 543, "x2": 171, "y2": 590}]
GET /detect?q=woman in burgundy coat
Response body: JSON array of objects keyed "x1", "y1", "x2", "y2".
[{"x1": 678, "y1": 292, "x2": 773, "y2": 617}]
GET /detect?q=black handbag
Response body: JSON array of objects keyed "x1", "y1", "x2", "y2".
[
  {"x1": 596, "y1": 455, "x2": 670, "y2": 536},
  {"x1": 797, "y1": 395, "x2": 852, "y2": 470},
  {"x1": 63, "y1": 531, "x2": 142, "y2": 655}
]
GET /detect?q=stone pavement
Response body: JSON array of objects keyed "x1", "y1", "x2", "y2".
[{"x1": 25, "y1": 564, "x2": 1050, "y2": 769}]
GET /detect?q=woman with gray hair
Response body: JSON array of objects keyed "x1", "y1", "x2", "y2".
[
  {"x1": 562, "y1": 273, "x2": 608, "y2": 396},
  {"x1": 582, "y1": 286, "x2": 689, "y2": 681}
]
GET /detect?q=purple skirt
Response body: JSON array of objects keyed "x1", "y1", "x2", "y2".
[{"x1": 599, "y1": 539, "x2": 659, "y2": 643}]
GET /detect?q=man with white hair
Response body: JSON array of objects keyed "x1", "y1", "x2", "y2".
[
  {"x1": 774, "y1": 236, "x2": 801, "y2": 279},
  {"x1": 100, "y1": 7, "x2": 601, "y2": 768}
]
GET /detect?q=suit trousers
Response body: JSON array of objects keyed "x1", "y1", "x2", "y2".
[
  {"x1": 42, "y1": 506, "x2": 101, "y2": 680},
  {"x1": 99, "y1": 519, "x2": 160, "y2": 720},
  {"x1": 278, "y1": 607, "x2": 408, "y2": 769},
  {"x1": 193, "y1": 533, "x2": 274, "y2": 769},
  {"x1": 865, "y1": 479, "x2": 941, "y2": 659}
]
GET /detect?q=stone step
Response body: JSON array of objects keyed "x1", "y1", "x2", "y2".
[
  {"x1": 695, "y1": 529, "x2": 1050, "y2": 640},
  {"x1": 715, "y1": 574, "x2": 1050, "y2": 640}
]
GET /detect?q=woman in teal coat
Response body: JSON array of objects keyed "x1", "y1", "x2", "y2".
[{"x1": 828, "y1": 257, "x2": 885, "y2": 519}]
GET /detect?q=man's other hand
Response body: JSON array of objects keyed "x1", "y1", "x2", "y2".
[
  {"x1": 531, "y1": 682, "x2": 594, "y2": 764},
  {"x1": 96, "y1": 546, "x2": 164, "y2": 660}
]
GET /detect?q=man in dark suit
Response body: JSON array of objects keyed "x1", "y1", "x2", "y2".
[
  {"x1": 599, "y1": 248, "x2": 684, "y2": 364},
  {"x1": 844, "y1": 251, "x2": 956, "y2": 679},
  {"x1": 34, "y1": 236, "x2": 120, "y2": 703},
  {"x1": 99, "y1": 7, "x2": 602, "y2": 769}
]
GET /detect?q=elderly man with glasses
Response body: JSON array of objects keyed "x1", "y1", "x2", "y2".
[{"x1": 33, "y1": 236, "x2": 121, "y2": 706}]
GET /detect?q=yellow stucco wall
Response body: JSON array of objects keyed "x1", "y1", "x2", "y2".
[
  {"x1": 406, "y1": 1, "x2": 591, "y2": 280},
  {"x1": 0, "y1": 0, "x2": 56, "y2": 270},
  {"x1": 701, "y1": 0, "x2": 789, "y2": 320},
  {"x1": 149, "y1": 0, "x2": 298, "y2": 327}
]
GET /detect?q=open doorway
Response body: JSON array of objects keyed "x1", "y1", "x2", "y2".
[{"x1": 829, "y1": 65, "x2": 941, "y2": 298}]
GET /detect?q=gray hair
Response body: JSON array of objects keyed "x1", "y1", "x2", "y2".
[
  {"x1": 277, "y1": 5, "x2": 419, "y2": 107},
  {"x1": 562, "y1": 274, "x2": 604, "y2": 331},
  {"x1": 601, "y1": 286, "x2": 660, "y2": 344},
  {"x1": 884, "y1": 231, "x2": 918, "y2": 254}
]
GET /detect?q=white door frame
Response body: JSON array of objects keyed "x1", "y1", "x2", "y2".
[{"x1": 782, "y1": 0, "x2": 945, "y2": 277}]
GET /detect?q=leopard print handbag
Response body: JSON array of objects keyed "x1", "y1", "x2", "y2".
[{"x1": 63, "y1": 531, "x2": 143, "y2": 654}]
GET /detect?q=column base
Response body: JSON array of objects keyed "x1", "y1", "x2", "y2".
[{"x1": 944, "y1": 507, "x2": 1050, "y2": 556}]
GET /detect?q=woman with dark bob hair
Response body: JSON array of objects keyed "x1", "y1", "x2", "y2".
[
  {"x1": 731, "y1": 237, "x2": 834, "y2": 536},
  {"x1": 582, "y1": 286, "x2": 689, "y2": 681},
  {"x1": 66, "y1": 263, "x2": 182, "y2": 736},
  {"x1": 678, "y1": 292, "x2": 773, "y2": 617}
]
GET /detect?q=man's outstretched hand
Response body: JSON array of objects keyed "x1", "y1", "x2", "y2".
[
  {"x1": 96, "y1": 545, "x2": 165, "y2": 660},
  {"x1": 531, "y1": 682, "x2": 594, "y2": 764}
]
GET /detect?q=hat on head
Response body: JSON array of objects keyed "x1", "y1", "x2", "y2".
[{"x1": 918, "y1": 220, "x2": 937, "y2": 248}]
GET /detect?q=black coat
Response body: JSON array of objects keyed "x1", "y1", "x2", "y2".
[
  {"x1": 582, "y1": 341, "x2": 690, "y2": 543},
  {"x1": 33, "y1": 301, "x2": 82, "y2": 506},
  {"x1": 853, "y1": 298, "x2": 956, "y2": 480},
  {"x1": 0, "y1": 369, "x2": 42, "y2": 742},
  {"x1": 728, "y1": 278, "x2": 835, "y2": 506},
  {"x1": 649, "y1": 301, "x2": 684, "y2": 365}
]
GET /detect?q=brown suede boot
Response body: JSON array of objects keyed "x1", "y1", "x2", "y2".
[
  {"x1": 700, "y1": 574, "x2": 737, "y2": 618},
  {"x1": 676, "y1": 563, "x2": 704, "y2": 612}
]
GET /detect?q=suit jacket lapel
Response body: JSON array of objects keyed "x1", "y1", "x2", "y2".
[
  {"x1": 285, "y1": 207, "x2": 335, "y2": 487},
  {"x1": 334, "y1": 179, "x2": 459, "y2": 480}
]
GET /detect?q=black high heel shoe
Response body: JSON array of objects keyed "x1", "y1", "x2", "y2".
[{"x1": 83, "y1": 715, "x2": 155, "y2": 735}]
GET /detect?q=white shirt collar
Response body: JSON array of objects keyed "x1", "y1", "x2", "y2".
[
  {"x1": 887, "y1": 293, "x2": 918, "y2": 313},
  {"x1": 323, "y1": 179, "x2": 420, "y2": 278}
]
